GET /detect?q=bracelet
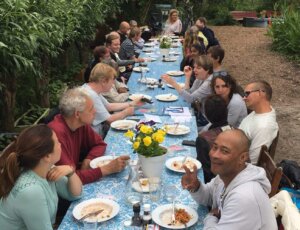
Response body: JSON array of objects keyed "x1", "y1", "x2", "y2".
[{"x1": 66, "y1": 166, "x2": 75, "y2": 178}]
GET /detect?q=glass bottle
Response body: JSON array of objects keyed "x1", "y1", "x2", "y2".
[
  {"x1": 125, "y1": 161, "x2": 142, "y2": 205},
  {"x1": 131, "y1": 203, "x2": 142, "y2": 227}
]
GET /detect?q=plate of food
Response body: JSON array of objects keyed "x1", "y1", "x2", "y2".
[
  {"x1": 155, "y1": 94, "x2": 178, "y2": 102},
  {"x1": 129, "y1": 94, "x2": 152, "y2": 101},
  {"x1": 110, "y1": 120, "x2": 137, "y2": 131},
  {"x1": 166, "y1": 70, "x2": 184, "y2": 76},
  {"x1": 164, "y1": 124, "x2": 190, "y2": 135},
  {"x1": 165, "y1": 156, "x2": 202, "y2": 173},
  {"x1": 90, "y1": 155, "x2": 114, "y2": 169},
  {"x1": 152, "y1": 203, "x2": 198, "y2": 229},
  {"x1": 169, "y1": 51, "x2": 180, "y2": 56},
  {"x1": 167, "y1": 83, "x2": 185, "y2": 89},
  {"x1": 133, "y1": 67, "x2": 149, "y2": 72},
  {"x1": 132, "y1": 178, "x2": 150, "y2": 193},
  {"x1": 73, "y1": 198, "x2": 120, "y2": 223},
  {"x1": 149, "y1": 38, "x2": 158, "y2": 42},
  {"x1": 137, "y1": 77, "x2": 158, "y2": 84},
  {"x1": 163, "y1": 57, "x2": 177, "y2": 62}
]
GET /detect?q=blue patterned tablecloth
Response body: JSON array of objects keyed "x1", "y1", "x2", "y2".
[
  {"x1": 128, "y1": 45, "x2": 194, "y2": 115},
  {"x1": 58, "y1": 116, "x2": 208, "y2": 230}
]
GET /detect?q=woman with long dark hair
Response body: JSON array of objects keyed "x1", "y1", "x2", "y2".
[
  {"x1": 211, "y1": 73, "x2": 247, "y2": 127},
  {"x1": 0, "y1": 125, "x2": 82, "y2": 229}
]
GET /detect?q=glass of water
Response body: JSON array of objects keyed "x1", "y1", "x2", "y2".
[{"x1": 164, "y1": 184, "x2": 179, "y2": 202}]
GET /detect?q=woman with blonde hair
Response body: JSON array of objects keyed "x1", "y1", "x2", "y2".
[
  {"x1": 164, "y1": 9, "x2": 182, "y2": 34},
  {"x1": 0, "y1": 125, "x2": 82, "y2": 229},
  {"x1": 81, "y1": 63, "x2": 143, "y2": 136}
]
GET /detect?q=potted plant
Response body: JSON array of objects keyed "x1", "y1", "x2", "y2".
[
  {"x1": 159, "y1": 35, "x2": 172, "y2": 57},
  {"x1": 124, "y1": 121, "x2": 167, "y2": 178}
]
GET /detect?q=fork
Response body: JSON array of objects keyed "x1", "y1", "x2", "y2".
[
  {"x1": 171, "y1": 199, "x2": 176, "y2": 225},
  {"x1": 79, "y1": 209, "x2": 104, "y2": 221}
]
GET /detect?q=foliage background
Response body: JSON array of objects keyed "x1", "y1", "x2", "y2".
[{"x1": 0, "y1": 0, "x2": 299, "y2": 132}]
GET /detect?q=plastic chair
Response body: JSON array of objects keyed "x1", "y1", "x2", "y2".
[{"x1": 257, "y1": 145, "x2": 283, "y2": 197}]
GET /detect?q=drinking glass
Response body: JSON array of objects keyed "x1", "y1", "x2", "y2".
[
  {"x1": 148, "y1": 177, "x2": 161, "y2": 202},
  {"x1": 164, "y1": 185, "x2": 179, "y2": 202},
  {"x1": 83, "y1": 221, "x2": 97, "y2": 230}
]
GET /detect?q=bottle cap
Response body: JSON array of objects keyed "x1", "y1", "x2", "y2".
[
  {"x1": 133, "y1": 203, "x2": 141, "y2": 212},
  {"x1": 143, "y1": 203, "x2": 151, "y2": 212}
]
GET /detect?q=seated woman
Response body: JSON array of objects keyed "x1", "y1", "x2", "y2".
[
  {"x1": 211, "y1": 73, "x2": 247, "y2": 127},
  {"x1": 180, "y1": 43, "x2": 206, "y2": 87},
  {"x1": 164, "y1": 9, "x2": 182, "y2": 35},
  {"x1": 162, "y1": 55, "x2": 213, "y2": 105},
  {"x1": 81, "y1": 63, "x2": 143, "y2": 136},
  {"x1": 0, "y1": 125, "x2": 82, "y2": 229},
  {"x1": 196, "y1": 94, "x2": 229, "y2": 183}
]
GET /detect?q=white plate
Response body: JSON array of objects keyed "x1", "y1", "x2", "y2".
[
  {"x1": 169, "y1": 51, "x2": 180, "y2": 56},
  {"x1": 170, "y1": 35, "x2": 179, "y2": 39},
  {"x1": 149, "y1": 38, "x2": 158, "y2": 42},
  {"x1": 143, "y1": 48, "x2": 153, "y2": 53},
  {"x1": 133, "y1": 67, "x2": 149, "y2": 72},
  {"x1": 165, "y1": 124, "x2": 190, "y2": 135},
  {"x1": 167, "y1": 83, "x2": 185, "y2": 89},
  {"x1": 166, "y1": 71, "x2": 184, "y2": 76},
  {"x1": 137, "y1": 77, "x2": 158, "y2": 84},
  {"x1": 90, "y1": 156, "x2": 114, "y2": 169},
  {"x1": 132, "y1": 178, "x2": 150, "y2": 193},
  {"x1": 163, "y1": 57, "x2": 177, "y2": 62},
  {"x1": 73, "y1": 198, "x2": 120, "y2": 223},
  {"x1": 129, "y1": 94, "x2": 152, "y2": 101},
  {"x1": 110, "y1": 120, "x2": 137, "y2": 130},
  {"x1": 152, "y1": 203, "x2": 198, "y2": 229},
  {"x1": 155, "y1": 94, "x2": 178, "y2": 102},
  {"x1": 144, "y1": 43, "x2": 155, "y2": 47},
  {"x1": 165, "y1": 156, "x2": 202, "y2": 173}
]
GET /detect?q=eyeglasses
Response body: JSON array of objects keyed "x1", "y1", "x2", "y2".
[
  {"x1": 243, "y1": 89, "x2": 264, "y2": 98},
  {"x1": 213, "y1": 71, "x2": 228, "y2": 77}
]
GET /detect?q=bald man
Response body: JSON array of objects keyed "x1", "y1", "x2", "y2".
[
  {"x1": 118, "y1": 21, "x2": 130, "y2": 44},
  {"x1": 182, "y1": 129, "x2": 277, "y2": 229}
]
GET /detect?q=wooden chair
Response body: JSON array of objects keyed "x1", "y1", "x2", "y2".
[
  {"x1": 269, "y1": 131, "x2": 279, "y2": 159},
  {"x1": 257, "y1": 145, "x2": 283, "y2": 197}
]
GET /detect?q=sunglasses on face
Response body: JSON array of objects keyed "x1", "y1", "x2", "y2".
[
  {"x1": 213, "y1": 71, "x2": 228, "y2": 77},
  {"x1": 243, "y1": 89, "x2": 264, "y2": 98}
]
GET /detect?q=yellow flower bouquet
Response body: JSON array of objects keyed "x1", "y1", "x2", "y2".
[{"x1": 124, "y1": 121, "x2": 166, "y2": 157}]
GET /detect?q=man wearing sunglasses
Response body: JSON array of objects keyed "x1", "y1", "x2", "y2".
[{"x1": 239, "y1": 80, "x2": 279, "y2": 164}]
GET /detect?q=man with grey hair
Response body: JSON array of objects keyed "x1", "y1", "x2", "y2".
[
  {"x1": 48, "y1": 87, "x2": 130, "y2": 184},
  {"x1": 182, "y1": 129, "x2": 277, "y2": 229}
]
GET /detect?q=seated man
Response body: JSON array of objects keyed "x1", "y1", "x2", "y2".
[
  {"x1": 119, "y1": 27, "x2": 145, "y2": 61},
  {"x1": 195, "y1": 17, "x2": 219, "y2": 50},
  {"x1": 182, "y1": 129, "x2": 277, "y2": 229},
  {"x1": 81, "y1": 63, "x2": 142, "y2": 136},
  {"x1": 239, "y1": 80, "x2": 279, "y2": 164},
  {"x1": 106, "y1": 33, "x2": 144, "y2": 81},
  {"x1": 207, "y1": 45, "x2": 225, "y2": 74},
  {"x1": 117, "y1": 21, "x2": 130, "y2": 44},
  {"x1": 48, "y1": 87, "x2": 129, "y2": 184}
]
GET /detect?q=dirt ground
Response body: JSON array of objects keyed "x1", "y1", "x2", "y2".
[{"x1": 212, "y1": 26, "x2": 300, "y2": 165}]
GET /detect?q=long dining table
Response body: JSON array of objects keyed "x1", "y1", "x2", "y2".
[{"x1": 58, "y1": 39, "x2": 208, "y2": 230}]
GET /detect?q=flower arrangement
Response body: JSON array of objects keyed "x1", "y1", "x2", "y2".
[
  {"x1": 159, "y1": 35, "x2": 172, "y2": 49},
  {"x1": 124, "y1": 121, "x2": 166, "y2": 157}
]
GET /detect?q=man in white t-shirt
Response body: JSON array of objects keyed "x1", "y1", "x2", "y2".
[{"x1": 239, "y1": 80, "x2": 279, "y2": 164}]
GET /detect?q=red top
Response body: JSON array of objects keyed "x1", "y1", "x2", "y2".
[{"x1": 48, "y1": 114, "x2": 107, "y2": 184}]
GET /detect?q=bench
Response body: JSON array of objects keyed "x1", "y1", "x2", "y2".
[{"x1": 230, "y1": 11, "x2": 257, "y2": 21}]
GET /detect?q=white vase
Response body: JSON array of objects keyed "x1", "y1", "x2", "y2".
[
  {"x1": 159, "y1": 48, "x2": 170, "y2": 57},
  {"x1": 138, "y1": 153, "x2": 167, "y2": 178}
]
